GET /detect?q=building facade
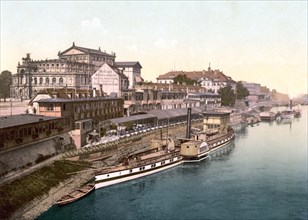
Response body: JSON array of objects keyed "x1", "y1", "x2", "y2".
[
  {"x1": 91, "y1": 63, "x2": 128, "y2": 97},
  {"x1": 37, "y1": 97, "x2": 124, "y2": 127},
  {"x1": 156, "y1": 66, "x2": 236, "y2": 94},
  {"x1": 122, "y1": 82, "x2": 209, "y2": 116},
  {"x1": 115, "y1": 62, "x2": 143, "y2": 89},
  {"x1": 0, "y1": 114, "x2": 71, "y2": 150},
  {"x1": 10, "y1": 43, "x2": 123, "y2": 100}
]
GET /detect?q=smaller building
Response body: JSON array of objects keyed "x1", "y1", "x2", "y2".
[
  {"x1": 69, "y1": 119, "x2": 93, "y2": 149},
  {"x1": 115, "y1": 62, "x2": 143, "y2": 89},
  {"x1": 186, "y1": 93, "x2": 221, "y2": 109},
  {"x1": 0, "y1": 114, "x2": 71, "y2": 150},
  {"x1": 37, "y1": 97, "x2": 124, "y2": 127},
  {"x1": 203, "y1": 111, "x2": 231, "y2": 132}
]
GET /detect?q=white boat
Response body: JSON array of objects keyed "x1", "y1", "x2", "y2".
[
  {"x1": 260, "y1": 111, "x2": 276, "y2": 121},
  {"x1": 95, "y1": 150, "x2": 182, "y2": 189},
  {"x1": 281, "y1": 110, "x2": 294, "y2": 119},
  {"x1": 180, "y1": 126, "x2": 235, "y2": 163}
]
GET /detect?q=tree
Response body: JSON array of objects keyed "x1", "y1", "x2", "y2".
[
  {"x1": 173, "y1": 74, "x2": 199, "y2": 86},
  {"x1": 236, "y1": 82, "x2": 249, "y2": 100},
  {"x1": 124, "y1": 121, "x2": 133, "y2": 131},
  {"x1": 218, "y1": 85, "x2": 236, "y2": 106},
  {"x1": 0, "y1": 70, "x2": 12, "y2": 102}
]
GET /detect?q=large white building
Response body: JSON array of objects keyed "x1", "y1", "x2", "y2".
[
  {"x1": 11, "y1": 43, "x2": 141, "y2": 100},
  {"x1": 91, "y1": 63, "x2": 128, "y2": 98}
]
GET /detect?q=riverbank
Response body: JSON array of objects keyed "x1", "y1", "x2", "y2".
[
  {"x1": 1, "y1": 121, "x2": 201, "y2": 219},
  {"x1": 0, "y1": 160, "x2": 93, "y2": 219}
]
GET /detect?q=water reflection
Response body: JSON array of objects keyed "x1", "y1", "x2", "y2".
[
  {"x1": 234, "y1": 125, "x2": 248, "y2": 139},
  {"x1": 210, "y1": 142, "x2": 235, "y2": 162}
]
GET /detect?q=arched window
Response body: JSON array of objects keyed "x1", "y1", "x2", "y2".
[
  {"x1": 52, "y1": 78, "x2": 56, "y2": 85},
  {"x1": 39, "y1": 77, "x2": 43, "y2": 84},
  {"x1": 46, "y1": 78, "x2": 49, "y2": 85},
  {"x1": 59, "y1": 77, "x2": 63, "y2": 85},
  {"x1": 34, "y1": 77, "x2": 37, "y2": 84}
]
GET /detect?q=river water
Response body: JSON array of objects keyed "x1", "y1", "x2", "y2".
[{"x1": 37, "y1": 106, "x2": 308, "y2": 220}]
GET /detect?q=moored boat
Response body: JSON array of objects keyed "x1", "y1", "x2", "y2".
[
  {"x1": 180, "y1": 126, "x2": 235, "y2": 162},
  {"x1": 55, "y1": 184, "x2": 95, "y2": 205},
  {"x1": 95, "y1": 150, "x2": 182, "y2": 189},
  {"x1": 180, "y1": 110, "x2": 235, "y2": 163},
  {"x1": 260, "y1": 111, "x2": 276, "y2": 121},
  {"x1": 281, "y1": 110, "x2": 294, "y2": 119}
]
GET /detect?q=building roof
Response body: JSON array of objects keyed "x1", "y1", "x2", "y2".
[
  {"x1": 147, "y1": 107, "x2": 203, "y2": 120},
  {"x1": 0, "y1": 114, "x2": 59, "y2": 129},
  {"x1": 37, "y1": 97, "x2": 123, "y2": 103},
  {"x1": 157, "y1": 69, "x2": 236, "y2": 84},
  {"x1": 115, "y1": 62, "x2": 142, "y2": 69},
  {"x1": 187, "y1": 92, "x2": 220, "y2": 97},
  {"x1": 203, "y1": 111, "x2": 231, "y2": 116},
  {"x1": 110, "y1": 114, "x2": 156, "y2": 124},
  {"x1": 59, "y1": 42, "x2": 115, "y2": 57}
]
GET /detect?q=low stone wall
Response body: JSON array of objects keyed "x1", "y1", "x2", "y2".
[{"x1": 0, "y1": 133, "x2": 72, "y2": 177}]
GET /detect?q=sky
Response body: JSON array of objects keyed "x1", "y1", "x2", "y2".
[{"x1": 1, "y1": 1, "x2": 307, "y2": 97}]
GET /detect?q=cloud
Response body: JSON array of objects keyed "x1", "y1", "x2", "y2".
[
  {"x1": 80, "y1": 17, "x2": 108, "y2": 33},
  {"x1": 154, "y1": 38, "x2": 178, "y2": 48},
  {"x1": 126, "y1": 45, "x2": 139, "y2": 52}
]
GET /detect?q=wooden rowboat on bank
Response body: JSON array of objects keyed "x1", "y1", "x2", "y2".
[{"x1": 55, "y1": 184, "x2": 95, "y2": 205}]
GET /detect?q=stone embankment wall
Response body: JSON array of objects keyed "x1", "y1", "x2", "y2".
[{"x1": 0, "y1": 133, "x2": 72, "y2": 177}]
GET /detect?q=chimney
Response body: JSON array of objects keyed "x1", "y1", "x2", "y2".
[{"x1": 186, "y1": 108, "x2": 192, "y2": 139}]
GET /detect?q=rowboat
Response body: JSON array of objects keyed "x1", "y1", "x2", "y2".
[{"x1": 55, "y1": 184, "x2": 95, "y2": 205}]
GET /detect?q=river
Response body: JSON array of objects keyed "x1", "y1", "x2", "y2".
[{"x1": 37, "y1": 106, "x2": 308, "y2": 220}]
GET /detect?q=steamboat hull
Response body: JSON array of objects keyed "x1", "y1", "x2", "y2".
[{"x1": 95, "y1": 156, "x2": 182, "y2": 189}]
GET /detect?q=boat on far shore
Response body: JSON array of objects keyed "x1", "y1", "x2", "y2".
[
  {"x1": 260, "y1": 111, "x2": 276, "y2": 121},
  {"x1": 55, "y1": 184, "x2": 95, "y2": 205}
]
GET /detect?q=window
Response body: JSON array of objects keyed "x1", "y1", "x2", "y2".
[
  {"x1": 45, "y1": 78, "x2": 49, "y2": 85},
  {"x1": 46, "y1": 104, "x2": 54, "y2": 111},
  {"x1": 52, "y1": 78, "x2": 56, "y2": 85}
]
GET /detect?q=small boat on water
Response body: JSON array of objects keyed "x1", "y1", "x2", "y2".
[
  {"x1": 260, "y1": 111, "x2": 276, "y2": 121},
  {"x1": 56, "y1": 184, "x2": 95, "y2": 205},
  {"x1": 281, "y1": 110, "x2": 294, "y2": 119}
]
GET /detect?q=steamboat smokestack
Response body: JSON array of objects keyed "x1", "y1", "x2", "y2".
[{"x1": 186, "y1": 108, "x2": 192, "y2": 139}]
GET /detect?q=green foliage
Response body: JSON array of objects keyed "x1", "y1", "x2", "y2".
[
  {"x1": 0, "y1": 70, "x2": 12, "y2": 101},
  {"x1": 236, "y1": 82, "x2": 250, "y2": 100},
  {"x1": 218, "y1": 85, "x2": 236, "y2": 106},
  {"x1": 110, "y1": 124, "x2": 117, "y2": 130},
  {"x1": 100, "y1": 127, "x2": 107, "y2": 136},
  {"x1": 173, "y1": 74, "x2": 199, "y2": 86},
  {"x1": 0, "y1": 160, "x2": 91, "y2": 219},
  {"x1": 124, "y1": 121, "x2": 133, "y2": 131}
]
